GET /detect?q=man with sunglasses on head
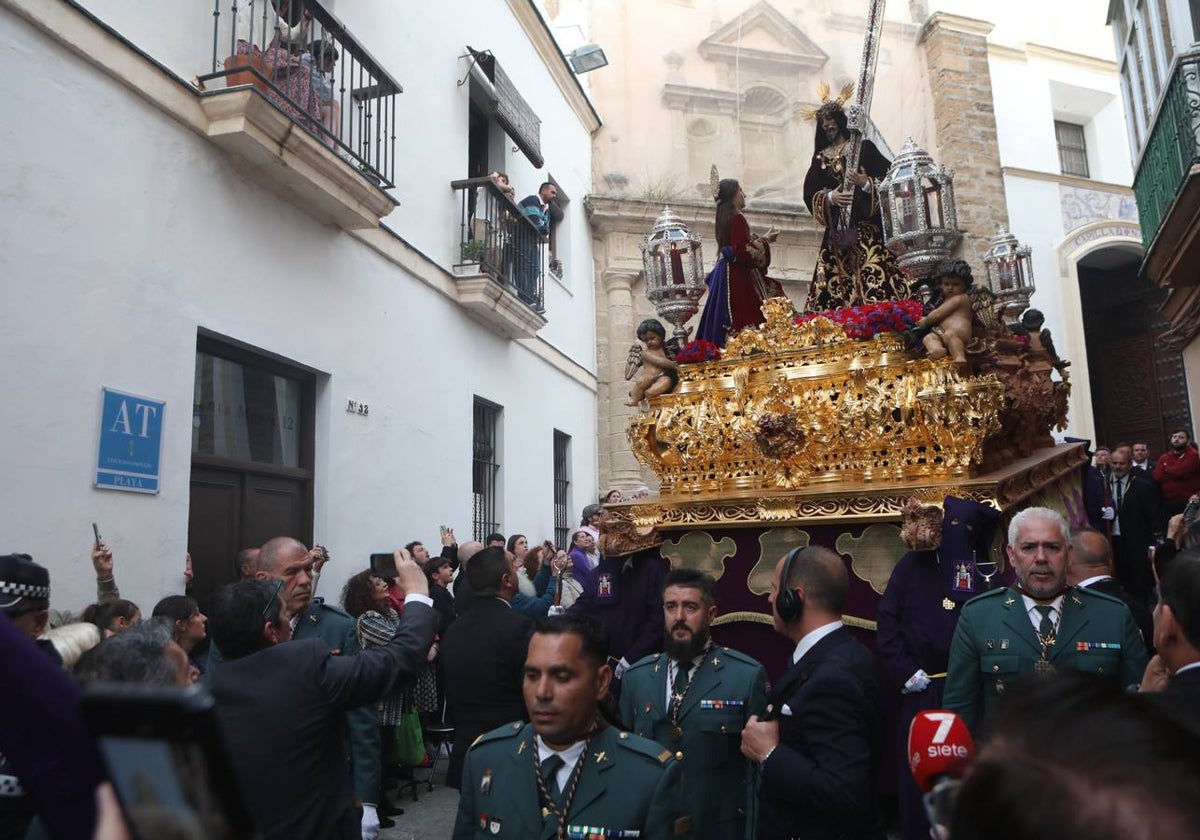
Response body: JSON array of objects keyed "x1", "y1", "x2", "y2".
[{"x1": 208, "y1": 548, "x2": 435, "y2": 840}]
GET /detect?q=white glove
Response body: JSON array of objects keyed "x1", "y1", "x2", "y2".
[
  {"x1": 547, "y1": 605, "x2": 566, "y2": 616},
  {"x1": 902, "y1": 669, "x2": 931, "y2": 694},
  {"x1": 614, "y1": 657, "x2": 631, "y2": 680},
  {"x1": 1101, "y1": 506, "x2": 1115, "y2": 521},
  {"x1": 361, "y1": 804, "x2": 379, "y2": 840}
]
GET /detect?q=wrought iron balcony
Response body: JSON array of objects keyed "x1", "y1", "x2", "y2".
[
  {"x1": 200, "y1": 0, "x2": 401, "y2": 189},
  {"x1": 451, "y1": 177, "x2": 547, "y2": 314},
  {"x1": 1133, "y1": 51, "x2": 1200, "y2": 251}
]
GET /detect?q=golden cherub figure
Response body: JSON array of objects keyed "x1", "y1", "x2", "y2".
[
  {"x1": 917, "y1": 259, "x2": 975, "y2": 369},
  {"x1": 624, "y1": 318, "x2": 679, "y2": 406}
]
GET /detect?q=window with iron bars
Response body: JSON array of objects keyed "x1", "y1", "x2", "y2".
[
  {"x1": 553, "y1": 431, "x2": 571, "y2": 549},
  {"x1": 472, "y1": 398, "x2": 502, "y2": 542},
  {"x1": 1054, "y1": 121, "x2": 1090, "y2": 179}
]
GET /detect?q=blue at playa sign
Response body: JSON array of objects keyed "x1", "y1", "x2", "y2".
[{"x1": 95, "y1": 388, "x2": 165, "y2": 494}]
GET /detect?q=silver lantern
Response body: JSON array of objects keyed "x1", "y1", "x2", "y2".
[
  {"x1": 982, "y1": 227, "x2": 1035, "y2": 326},
  {"x1": 879, "y1": 137, "x2": 960, "y2": 279},
  {"x1": 640, "y1": 206, "x2": 706, "y2": 344}
]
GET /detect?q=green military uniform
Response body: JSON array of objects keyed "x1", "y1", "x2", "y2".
[
  {"x1": 944, "y1": 585, "x2": 1148, "y2": 733},
  {"x1": 453, "y1": 721, "x2": 688, "y2": 840},
  {"x1": 619, "y1": 646, "x2": 767, "y2": 840},
  {"x1": 208, "y1": 598, "x2": 381, "y2": 805}
]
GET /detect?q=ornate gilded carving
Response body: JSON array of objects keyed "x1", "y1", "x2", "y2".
[
  {"x1": 629, "y1": 299, "x2": 1005, "y2": 496},
  {"x1": 606, "y1": 442, "x2": 1088, "y2": 530}
]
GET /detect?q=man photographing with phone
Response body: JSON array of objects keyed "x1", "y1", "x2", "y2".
[{"x1": 208, "y1": 548, "x2": 436, "y2": 840}]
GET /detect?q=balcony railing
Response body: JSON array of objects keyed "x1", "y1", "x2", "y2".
[
  {"x1": 200, "y1": 0, "x2": 401, "y2": 188},
  {"x1": 1133, "y1": 51, "x2": 1200, "y2": 250},
  {"x1": 451, "y1": 177, "x2": 547, "y2": 313}
]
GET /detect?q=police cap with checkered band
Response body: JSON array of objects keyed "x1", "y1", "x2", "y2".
[{"x1": 0, "y1": 554, "x2": 50, "y2": 611}]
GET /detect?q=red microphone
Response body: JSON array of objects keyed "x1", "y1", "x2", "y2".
[{"x1": 907, "y1": 710, "x2": 975, "y2": 793}]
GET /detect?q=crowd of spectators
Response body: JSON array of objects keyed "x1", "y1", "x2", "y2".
[{"x1": 5, "y1": 482, "x2": 1200, "y2": 840}]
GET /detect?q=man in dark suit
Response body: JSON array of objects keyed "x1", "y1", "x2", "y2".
[
  {"x1": 208, "y1": 550, "x2": 436, "y2": 840},
  {"x1": 441, "y1": 546, "x2": 533, "y2": 789},
  {"x1": 1103, "y1": 448, "x2": 1161, "y2": 605},
  {"x1": 1067, "y1": 526, "x2": 1155, "y2": 653},
  {"x1": 452, "y1": 540, "x2": 484, "y2": 615},
  {"x1": 740, "y1": 546, "x2": 884, "y2": 840},
  {"x1": 1141, "y1": 547, "x2": 1200, "y2": 730},
  {"x1": 230, "y1": 537, "x2": 384, "y2": 837},
  {"x1": 1131, "y1": 440, "x2": 1156, "y2": 473}
]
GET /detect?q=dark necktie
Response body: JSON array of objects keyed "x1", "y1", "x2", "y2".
[
  {"x1": 540, "y1": 754, "x2": 565, "y2": 802},
  {"x1": 1035, "y1": 605, "x2": 1054, "y2": 637},
  {"x1": 1113, "y1": 476, "x2": 1125, "y2": 510},
  {"x1": 673, "y1": 660, "x2": 693, "y2": 697}
]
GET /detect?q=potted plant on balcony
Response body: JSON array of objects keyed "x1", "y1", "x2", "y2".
[{"x1": 461, "y1": 239, "x2": 488, "y2": 264}]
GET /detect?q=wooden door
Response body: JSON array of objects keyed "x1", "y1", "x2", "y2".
[
  {"x1": 1081, "y1": 257, "x2": 1191, "y2": 457},
  {"x1": 188, "y1": 468, "x2": 309, "y2": 603}
]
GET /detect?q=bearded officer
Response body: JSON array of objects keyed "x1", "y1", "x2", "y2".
[
  {"x1": 944, "y1": 507, "x2": 1148, "y2": 734},
  {"x1": 453, "y1": 614, "x2": 688, "y2": 840},
  {"x1": 620, "y1": 569, "x2": 766, "y2": 839}
]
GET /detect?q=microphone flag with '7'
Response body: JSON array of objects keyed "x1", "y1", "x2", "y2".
[{"x1": 907, "y1": 710, "x2": 975, "y2": 793}]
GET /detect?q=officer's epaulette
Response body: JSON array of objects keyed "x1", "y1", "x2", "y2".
[
  {"x1": 470, "y1": 721, "x2": 527, "y2": 750},
  {"x1": 715, "y1": 646, "x2": 765, "y2": 669},
  {"x1": 1072, "y1": 585, "x2": 1125, "y2": 608},
  {"x1": 625, "y1": 652, "x2": 662, "y2": 673},
  {"x1": 310, "y1": 600, "x2": 352, "y2": 619},
  {"x1": 614, "y1": 729, "x2": 678, "y2": 765},
  {"x1": 961, "y1": 587, "x2": 1010, "y2": 609}
]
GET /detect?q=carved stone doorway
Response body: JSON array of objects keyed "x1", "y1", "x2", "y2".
[{"x1": 1079, "y1": 247, "x2": 1191, "y2": 457}]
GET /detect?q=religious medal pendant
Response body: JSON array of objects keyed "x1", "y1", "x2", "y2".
[
  {"x1": 1034, "y1": 657, "x2": 1054, "y2": 676},
  {"x1": 671, "y1": 725, "x2": 683, "y2": 741}
]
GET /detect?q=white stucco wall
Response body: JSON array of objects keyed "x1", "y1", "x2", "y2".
[
  {"x1": 982, "y1": 17, "x2": 1137, "y2": 442},
  {"x1": 0, "y1": 3, "x2": 598, "y2": 613}
]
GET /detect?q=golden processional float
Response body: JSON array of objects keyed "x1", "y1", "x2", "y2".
[{"x1": 610, "y1": 3, "x2": 1081, "y2": 671}]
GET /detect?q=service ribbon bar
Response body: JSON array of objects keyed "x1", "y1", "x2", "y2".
[{"x1": 699, "y1": 699, "x2": 745, "y2": 709}]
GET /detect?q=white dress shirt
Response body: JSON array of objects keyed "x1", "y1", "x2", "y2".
[
  {"x1": 1110, "y1": 474, "x2": 1129, "y2": 537},
  {"x1": 790, "y1": 620, "x2": 844, "y2": 665},
  {"x1": 536, "y1": 735, "x2": 587, "y2": 793},
  {"x1": 1020, "y1": 593, "x2": 1065, "y2": 636},
  {"x1": 1076, "y1": 575, "x2": 1113, "y2": 589},
  {"x1": 665, "y1": 649, "x2": 709, "y2": 707}
]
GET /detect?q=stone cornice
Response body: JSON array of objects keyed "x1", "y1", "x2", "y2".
[
  {"x1": 586, "y1": 195, "x2": 818, "y2": 238},
  {"x1": 826, "y1": 11, "x2": 922, "y2": 40},
  {"x1": 988, "y1": 42, "x2": 1120, "y2": 75},
  {"x1": 662, "y1": 84, "x2": 741, "y2": 116},
  {"x1": 698, "y1": 43, "x2": 827, "y2": 72},
  {"x1": 919, "y1": 12, "x2": 995, "y2": 42},
  {"x1": 505, "y1": 0, "x2": 602, "y2": 135},
  {"x1": 1001, "y1": 166, "x2": 1132, "y2": 194}
]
